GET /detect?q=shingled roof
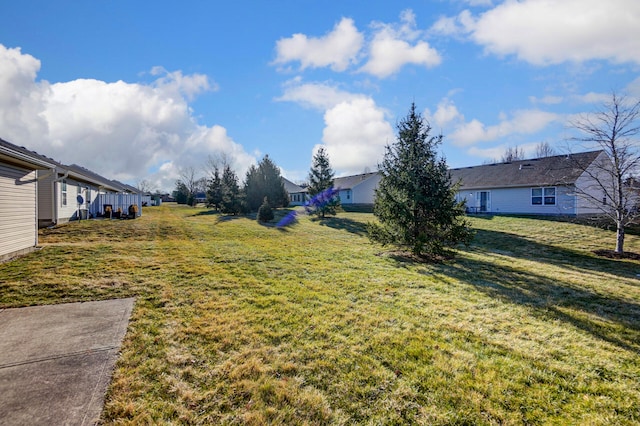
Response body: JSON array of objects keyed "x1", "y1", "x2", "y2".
[
  {"x1": 333, "y1": 172, "x2": 379, "y2": 190},
  {"x1": 450, "y1": 150, "x2": 603, "y2": 190},
  {"x1": 0, "y1": 137, "x2": 57, "y2": 170}
]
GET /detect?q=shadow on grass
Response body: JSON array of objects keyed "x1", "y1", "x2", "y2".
[
  {"x1": 188, "y1": 209, "x2": 219, "y2": 217},
  {"x1": 381, "y1": 227, "x2": 640, "y2": 351},
  {"x1": 316, "y1": 216, "x2": 368, "y2": 236},
  {"x1": 471, "y1": 228, "x2": 640, "y2": 282},
  {"x1": 435, "y1": 255, "x2": 640, "y2": 353}
]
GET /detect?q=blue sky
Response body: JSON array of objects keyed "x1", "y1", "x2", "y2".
[{"x1": 1, "y1": 0, "x2": 639, "y2": 191}]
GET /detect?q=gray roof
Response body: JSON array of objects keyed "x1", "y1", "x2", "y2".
[
  {"x1": 0, "y1": 137, "x2": 57, "y2": 170},
  {"x1": 450, "y1": 150, "x2": 603, "y2": 190},
  {"x1": 66, "y1": 164, "x2": 123, "y2": 191},
  {"x1": 333, "y1": 172, "x2": 379, "y2": 190},
  {"x1": 0, "y1": 138, "x2": 135, "y2": 192},
  {"x1": 282, "y1": 177, "x2": 307, "y2": 193}
]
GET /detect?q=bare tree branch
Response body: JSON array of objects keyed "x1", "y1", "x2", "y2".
[{"x1": 568, "y1": 91, "x2": 640, "y2": 253}]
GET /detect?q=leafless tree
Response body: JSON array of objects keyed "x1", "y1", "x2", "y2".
[
  {"x1": 534, "y1": 141, "x2": 556, "y2": 158},
  {"x1": 204, "y1": 153, "x2": 231, "y2": 179},
  {"x1": 178, "y1": 166, "x2": 204, "y2": 205},
  {"x1": 501, "y1": 145, "x2": 525, "y2": 162},
  {"x1": 136, "y1": 179, "x2": 156, "y2": 194},
  {"x1": 568, "y1": 91, "x2": 640, "y2": 253}
]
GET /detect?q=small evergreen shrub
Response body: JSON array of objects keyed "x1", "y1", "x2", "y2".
[{"x1": 257, "y1": 197, "x2": 274, "y2": 222}]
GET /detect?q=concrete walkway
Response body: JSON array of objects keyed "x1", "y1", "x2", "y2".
[{"x1": 0, "y1": 298, "x2": 135, "y2": 426}]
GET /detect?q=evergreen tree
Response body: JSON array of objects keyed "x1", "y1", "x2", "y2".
[
  {"x1": 206, "y1": 166, "x2": 223, "y2": 211},
  {"x1": 220, "y1": 165, "x2": 242, "y2": 215},
  {"x1": 257, "y1": 197, "x2": 274, "y2": 222},
  {"x1": 307, "y1": 146, "x2": 339, "y2": 218},
  {"x1": 244, "y1": 155, "x2": 289, "y2": 211},
  {"x1": 368, "y1": 102, "x2": 472, "y2": 258},
  {"x1": 173, "y1": 180, "x2": 190, "y2": 205}
]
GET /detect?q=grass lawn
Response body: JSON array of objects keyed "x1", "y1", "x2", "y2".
[{"x1": 1, "y1": 205, "x2": 639, "y2": 424}]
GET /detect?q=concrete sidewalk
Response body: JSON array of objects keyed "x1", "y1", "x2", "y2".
[{"x1": 0, "y1": 298, "x2": 135, "y2": 426}]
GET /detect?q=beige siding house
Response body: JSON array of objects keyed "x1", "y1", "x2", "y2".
[{"x1": 0, "y1": 139, "x2": 55, "y2": 261}]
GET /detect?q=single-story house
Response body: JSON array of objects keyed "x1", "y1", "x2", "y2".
[
  {"x1": 0, "y1": 138, "x2": 55, "y2": 261},
  {"x1": 282, "y1": 177, "x2": 308, "y2": 206},
  {"x1": 450, "y1": 150, "x2": 611, "y2": 216},
  {"x1": 333, "y1": 172, "x2": 381, "y2": 205},
  {"x1": 37, "y1": 164, "x2": 142, "y2": 226}
]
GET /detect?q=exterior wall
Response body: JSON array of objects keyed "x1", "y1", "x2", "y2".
[
  {"x1": 457, "y1": 185, "x2": 576, "y2": 215},
  {"x1": 352, "y1": 174, "x2": 381, "y2": 204},
  {"x1": 0, "y1": 163, "x2": 38, "y2": 260},
  {"x1": 573, "y1": 152, "x2": 616, "y2": 216},
  {"x1": 288, "y1": 192, "x2": 307, "y2": 206},
  {"x1": 338, "y1": 188, "x2": 353, "y2": 204},
  {"x1": 37, "y1": 171, "x2": 55, "y2": 227},
  {"x1": 55, "y1": 179, "x2": 85, "y2": 223}
]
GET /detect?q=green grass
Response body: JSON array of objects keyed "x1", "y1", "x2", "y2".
[{"x1": 1, "y1": 205, "x2": 639, "y2": 424}]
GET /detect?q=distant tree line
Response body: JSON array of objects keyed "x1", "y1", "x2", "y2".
[{"x1": 172, "y1": 154, "x2": 289, "y2": 215}]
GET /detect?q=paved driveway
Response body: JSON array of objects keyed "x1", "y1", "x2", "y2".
[{"x1": 0, "y1": 298, "x2": 134, "y2": 425}]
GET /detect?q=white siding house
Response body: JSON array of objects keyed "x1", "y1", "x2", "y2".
[
  {"x1": 334, "y1": 172, "x2": 381, "y2": 205},
  {"x1": 0, "y1": 138, "x2": 55, "y2": 261},
  {"x1": 282, "y1": 178, "x2": 308, "y2": 206},
  {"x1": 450, "y1": 151, "x2": 611, "y2": 216}
]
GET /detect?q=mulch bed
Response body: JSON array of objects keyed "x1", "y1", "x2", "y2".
[{"x1": 593, "y1": 249, "x2": 640, "y2": 260}]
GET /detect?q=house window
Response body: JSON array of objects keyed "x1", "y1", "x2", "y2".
[
  {"x1": 532, "y1": 187, "x2": 555, "y2": 205},
  {"x1": 61, "y1": 180, "x2": 67, "y2": 206}
]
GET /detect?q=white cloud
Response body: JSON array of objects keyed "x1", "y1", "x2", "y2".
[
  {"x1": 529, "y1": 95, "x2": 563, "y2": 105},
  {"x1": 450, "y1": 109, "x2": 560, "y2": 146},
  {"x1": 273, "y1": 18, "x2": 364, "y2": 72},
  {"x1": 150, "y1": 66, "x2": 216, "y2": 101},
  {"x1": 459, "y1": 0, "x2": 640, "y2": 65},
  {"x1": 320, "y1": 98, "x2": 394, "y2": 174},
  {"x1": 572, "y1": 91, "x2": 611, "y2": 104},
  {"x1": 424, "y1": 98, "x2": 465, "y2": 129},
  {"x1": 275, "y1": 78, "x2": 365, "y2": 111},
  {"x1": 359, "y1": 9, "x2": 441, "y2": 78},
  {"x1": 429, "y1": 10, "x2": 475, "y2": 38},
  {"x1": 0, "y1": 45, "x2": 50, "y2": 145},
  {"x1": 0, "y1": 44, "x2": 255, "y2": 192},
  {"x1": 276, "y1": 79, "x2": 394, "y2": 174}
]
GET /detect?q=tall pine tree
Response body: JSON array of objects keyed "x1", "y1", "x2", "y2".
[
  {"x1": 206, "y1": 166, "x2": 223, "y2": 211},
  {"x1": 307, "y1": 147, "x2": 339, "y2": 218},
  {"x1": 368, "y1": 103, "x2": 472, "y2": 258},
  {"x1": 220, "y1": 165, "x2": 242, "y2": 215}
]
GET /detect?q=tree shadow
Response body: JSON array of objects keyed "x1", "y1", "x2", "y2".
[
  {"x1": 316, "y1": 216, "x2": 368, "y2": 236},
  {"x1": 471, "y1": 229, "x2": 640, "y2": 283},
  {"x1": 189, "y1": 209, "x2": 219, "y2": 217},
  {"x1": 431, "y1": 255, "x2": 640, "y2": 353}
]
